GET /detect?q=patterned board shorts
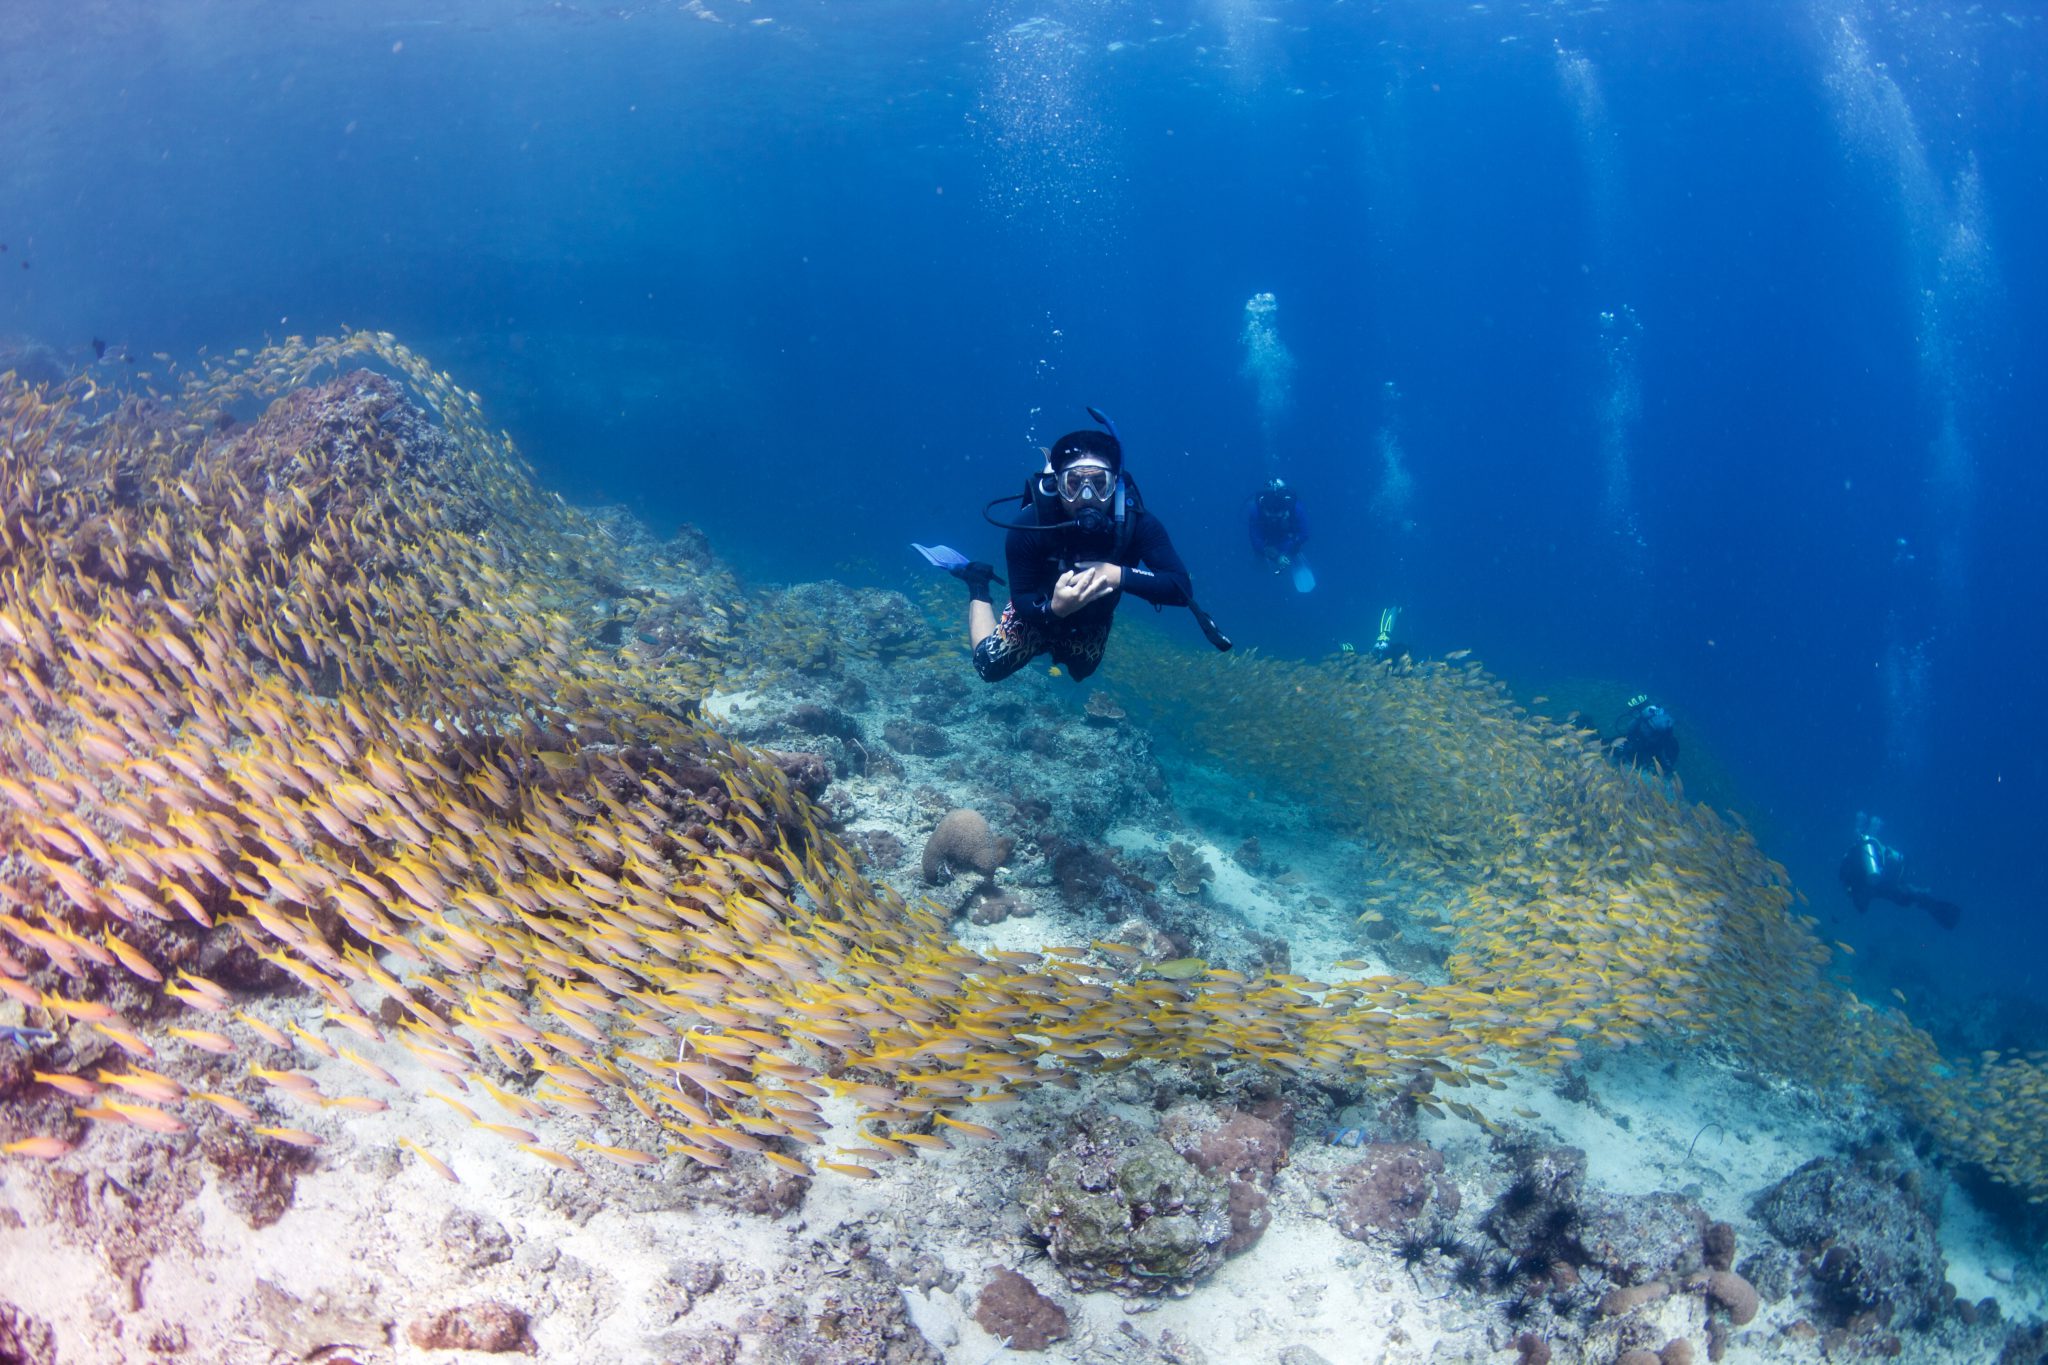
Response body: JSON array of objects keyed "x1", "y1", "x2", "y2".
[{"x1": 973, "y1": 603, "x2": 1111, "y2": 682}]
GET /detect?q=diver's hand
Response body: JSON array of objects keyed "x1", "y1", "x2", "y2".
[
  {"x1": 1050, "y1": 572, "x2": 1089, "y2": 617},
  {"x1": 1072, "y1": 561, "x2": 1123, "y2": 601},
  {"x1": 1053, "y1": 564, "x2": 1121, "y2": 615}
]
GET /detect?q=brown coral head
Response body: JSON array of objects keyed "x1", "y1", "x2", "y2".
[{"x1": 921, "y1": 808, "x2": 1012, "y2": 885}]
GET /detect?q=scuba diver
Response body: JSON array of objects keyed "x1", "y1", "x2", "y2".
[
  {"x1": 1368, "y1": 606, "x2": 1405, "y2": 662},
  {"x1": 921, "y1": 407, "x2": 1231, "y2": 683},
  {"x1": 1610, "y1": 694, "x2": 1679, "y2": 774},
  {"x1": 1340, "y1": 607, "x2": 1407, "y2": 664},
  {"x1": 1838, "y1": 813, "x2": 1960, "y2": 930},
  {"x1": 1247, "y1": 478, "x2": 1314, "y2": 593}
]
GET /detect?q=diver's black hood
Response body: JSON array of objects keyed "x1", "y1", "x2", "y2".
[{"x1": 1049, "y1": 429, "x2": 1122, "y2": 475}]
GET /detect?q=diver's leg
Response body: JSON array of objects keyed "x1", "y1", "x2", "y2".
[
  {"x1": 1904, "y1": 888, "x2": 1962, "y2": 930},
  {"x1": 1053, "y1": 619, "x2": 1113, "y2": 681},
  {"x1": 973, "y1": 605, "x2": 1043, "y2": 684},
  {"x1": 952, "y1": 563, "x2": 1000, "y2": 647}
]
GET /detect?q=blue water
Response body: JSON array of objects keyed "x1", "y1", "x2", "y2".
[{"x1": 4, "y1": 1, "x2": 2043, "y2": 1021}]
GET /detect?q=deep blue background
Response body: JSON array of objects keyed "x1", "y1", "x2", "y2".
[{"x1": 3, "y1": 1, "x2": 2042, "y2": 1024}]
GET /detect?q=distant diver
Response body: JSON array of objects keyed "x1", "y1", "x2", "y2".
[
  {"x1": 1340, "y1": 606, "x2": 1407, "y2": 664},
  {"x1": 1369, "y1": 606, "x2": 1405, "y2": 661},
  {"x1": 929, "y1": 406, "x2": 1230, "y2": 683},
  {"x1": 1839, "y1": 812, "x2": 1960, "y2": 930},
  {"x1": 1610, "y1": 693, "x2": 1679, "y2": 774},
  {"x1": 91, "y1": 337, "x2": 106, "y2": 360},
  {"x1": 1247, "y1": 477, "x2": 1314, "y2": 593}
]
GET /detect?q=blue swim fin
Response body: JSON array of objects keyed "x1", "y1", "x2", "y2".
[{"x1": 912, "y1": 543, "x2": 970, "y2": 570}]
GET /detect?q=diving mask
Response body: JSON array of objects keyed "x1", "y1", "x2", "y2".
[{"x1": 1058, "y1": 462, "x2": 1115, "y2": 505}]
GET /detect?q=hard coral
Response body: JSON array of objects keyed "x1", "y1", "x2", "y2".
[
  {"x1": 0, "y1": 1302, "x2": 56, "y2": 1365},
  {"x1": 1752, "y1": 1150, "x2": 1949, "y2": 1329},
  {"x1": 1164, "y1": 1105, "x2": 1289, "y2": 1256},
  {"x1": 1578, "y1": 1190, "x2": 1708, "y2": 1286},
  {"x1": 883, "y1": 718, "x2": 951, "y2": 757},
  {"x1": 973, "y1": 1268, "x2": 1070, "y2": 1351},
  {"x1": 1703, "y1": 1220, "x2": 1737, "y2": 1272},
  {"x1": 1083, "y1": 690, "x2": 1126, "y2": 723},
  {"x1": 1600, "y1": 1281, "x2": 1672, "y2": 1317},
  {"x1": 1167, "y1": 1106, "x2": 1290, "y2": 1186},
  {"x1": 1024, "y1": 1116, "x2": 1231, "y2": 1298},
  {"x1": 405, "y1": 1301, "x2": 534, "y2": 1353},
  {"x1": 1687, "y1": 1270, "x2": 1760, "y2": 1326},
  {"x1": 1164, "y1": 840, "x2": 1215, "y2": 897},
  {"x1": 1325, "y1": 1141, "x2": 1462, "y2": 1245},
  {"x1": 920, "y1": 808, "x2": 1012, "y2": 885}
]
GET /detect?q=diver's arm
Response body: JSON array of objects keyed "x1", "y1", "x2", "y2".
[
  {"x1": 1005, "y1": 527, "x2": 1062, "y2": 628},
  {"x1": 1121, "y1": 514, "x2": 1193, "y2": 607}
]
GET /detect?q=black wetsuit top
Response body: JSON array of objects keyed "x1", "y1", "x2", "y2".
[
  {"x1": 1617, "y1": 717, "x2": 1680, "y2": 773},
  {"x1": 1837, "y1": 837, "x2": 1961, "y2": 929},
  {"x1": 1002, "y1": 505, "x2": 1192, "y2": 633}
]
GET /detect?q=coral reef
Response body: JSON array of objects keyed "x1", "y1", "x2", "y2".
[
  {"x1": 883, "y1": 718, "x2": 951, "y2": 758},
  {"x1": 0, "y1": 333, "x2": 2041, "y2": 1361},
  {"x1": 1578, "y1": 1189, "x2": 1708, "y2": 1286},
  {"x1": 1482, "y1": 1142, "x2": 1590, "y2": 1266},
  {"x1": 1754, "y1": 1148, "x2": 1950, "y2": 1330},
  {"x1": 1616, "y1": 1344, "x2": 1695, "y2": 1365},
  {"x1": 1023, "y1": 1115, "x2": 1232, "y2": 1297},
  {"x1": 754, "y1": 1253, "x2": 941, "y2": 1365}
]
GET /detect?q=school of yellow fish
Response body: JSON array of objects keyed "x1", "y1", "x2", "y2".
[
  {"x1": 0, "y1": 332, "x2": 2041, "y2": 1208},
  {"x1": 1106, "y1": 630, "x2": 2048, "y2": 1204}
]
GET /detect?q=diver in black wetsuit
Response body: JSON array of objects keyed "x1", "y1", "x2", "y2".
[
  {"x1": 1611, "y1": 694, "x2": 1680, "y2": 774},
  {"x1": 947, "y1": 410, "x2": 1229, "y2": 682},
  {"x1": 1247, "y1": 479, "x2": 1308, "y2": 569},
  {"x1": 1838, "y1": 813, "x2": 1960, "y2": 930}
]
